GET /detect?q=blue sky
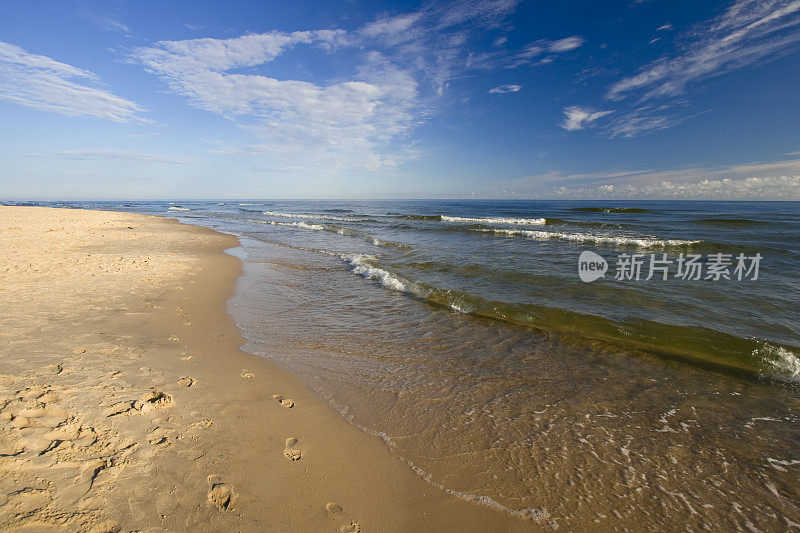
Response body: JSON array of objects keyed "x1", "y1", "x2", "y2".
[{"x1": 1, "y1": 0, "x2": 800, "y2": 199}]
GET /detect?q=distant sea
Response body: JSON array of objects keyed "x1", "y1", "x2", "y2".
[{"x1": 11, "y1": 199, "x2": 800, "y2": 529}]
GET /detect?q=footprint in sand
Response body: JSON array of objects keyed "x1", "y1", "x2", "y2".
[
  {"x1": 272, "y1": 394, "x2": 294, "y2": 408},
  {"x1": 207, "y1": 475, "x2": 235, "y2": 510},
  {"x1": 325, "y1": 502, "x2": 360, "y2": 532},
  {"x1": 178, "y1": 376, "x2": 196, "y2": 387},
  {"x1": 340, "y1": 521, "x2": 362, "y2": 533},
  {"x1": 189, "y1": 418, "x2": 212, "y2": 429},
  {"x1": 105, "y1": 389, "x2": 172, "y2": 417},
  {"x1": 283, "y1": 437, "x2": 302, "y2": 461},
  {"x1": 241, "y1": 371, "x2": 254, "y2": 379}
]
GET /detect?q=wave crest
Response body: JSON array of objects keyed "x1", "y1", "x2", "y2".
[{"x1": 477, "y1": 228, "x2": 700, "y2": 248}]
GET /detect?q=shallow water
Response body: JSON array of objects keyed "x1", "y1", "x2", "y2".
[{"x1": 19, "y1": 199, "x2": 800, "y2": 529}]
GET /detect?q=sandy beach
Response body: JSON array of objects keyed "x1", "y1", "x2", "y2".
[{"x1": 0, "y1": 206, "x2": 531, "y2": 532}]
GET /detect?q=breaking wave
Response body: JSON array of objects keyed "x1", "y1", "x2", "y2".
[
  {"x1": 476, "y1": 227, "x2": 700, "y2": 248},
  {"x1": 340, "y1": 255, "x2": 799, "y2": 382},
  {"x1": 440, "y1": 215, "x2": 547, "y2": 225},
  {"x1": 264, "y1": 210, "x2": 365, "y2": 222},
  {"x1": 257, "y1": 220, "x2": 409, "y2": 249},
  {"x1": 754, "y1": 341, "x2": 800, "y2": 383}
]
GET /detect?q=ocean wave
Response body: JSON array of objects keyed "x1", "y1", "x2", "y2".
[
  {"x1": 263, "y1": 210, "x2": 364, "y2": 222},
  {"x1": 167, "y1": 206, "x2": 191, "y2": 211},
  {"x1": 256, "y1": 219, "x2": 410, "y2": 249},
  {"x1": 440, "y1": 215, "x2": 547, "y2": 225},
  {"x1": 342, "y1": 254, "x2": 425, "y2": 295},
  {"x1": 267, "y1": 221, "x2": 325, "y2": 231},
  {"x1": 400, "y1": 214, "x2": 443, "y2": 220},
  {"x1": 477, "y1": 228, "x2": 700, "y2": 247},
  {"x1": 340, "y1": 254, "x2": 796, "y2": 384},
  {"x1": 397, "y1": 214, "x2": 548, "y2": 225},
  {"x1": 754, "y1": 342, "x2": 800, "y2": 383}
]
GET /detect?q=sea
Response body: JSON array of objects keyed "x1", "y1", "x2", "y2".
[{"x1": 9, "y1": 199, "x2": 800, "y2": 530}]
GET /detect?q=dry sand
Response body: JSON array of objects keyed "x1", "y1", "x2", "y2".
[{"x1": 0, "y1": 207, "x2": 533, "y2": 532}]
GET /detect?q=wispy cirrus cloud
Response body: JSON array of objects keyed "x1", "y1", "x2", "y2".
[
  {"x1": 0, "y1": 41, "x2": 144, "y2": 122},
  {"x1": 29, "y1": 150, "x2": 195, "y2": 164},
  {"x1": 563, "y1": 0, "x2": 800, "y2": 138},
  {"x1": 489, "y1": 84, "x2": 521, "y2": 93},
  {"x1": 604, "y1": 102, "x2": 698, "y2": 138},
  {"x1": 608, "y1": 0, "x2": 800, "y2": 101},
  {"x1": 560, "y1": 106, "x2": 613, "y2": 131},
  {"x1": 466, "y1": 35, "x2": 583, "y2": 70},
  {"x1": 131, "y1": 0, "x2": 579, "y2": 171}
]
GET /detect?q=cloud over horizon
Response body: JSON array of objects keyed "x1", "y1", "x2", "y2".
[{"x1": 493, "y1": 157, "x2": 800, "y2": 199}]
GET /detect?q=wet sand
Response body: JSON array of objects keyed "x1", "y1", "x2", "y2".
[{"x1": 0, "y1": 206, "x2": 532, "y2": 532}]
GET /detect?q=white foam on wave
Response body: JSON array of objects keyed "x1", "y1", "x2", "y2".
[
  {"x1": 255, "y1": 217, "x2": 410, "y2": 249},
  {"x1": 441, "y1": 215, "x2": 546, "y2": 225},
  {"x1": 263, "y1": 210, "x2": 363, "y2": 222},
  {"x1": 404, "y1": 461, "x2": 554, "y2": 525},
  {"x1": 342, "y1": 254, "x2": 424, "y2": 295},
  {"x1": 754, "y1": 342, "x2": 800, "y2": 383},
  {"x1": 478, "y1": 227, "x2": 699, "y2": 247},
  {"x1": 267, "y1": 221, "x2": 325, "y2": 231},
  {"x1": 167, "y1": 206, "x2": 190, "y2": 211},
  {"x1": 342, "y1": 255, "x2": 475, "y2": 314}
]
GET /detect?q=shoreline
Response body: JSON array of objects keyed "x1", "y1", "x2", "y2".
[{"x1": 0, "y1": 207, "x2": 532, "y2": 532}]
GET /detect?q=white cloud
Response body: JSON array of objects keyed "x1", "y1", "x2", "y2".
[
  {"x1": 563, "y1": 0, "x2": 800, "y2": 139},
  {"x1": 560, "y1": 106, "x2": 613, "y2": 131},
  {"x1": 131, "y1": 1, "x2": 558, "y2": 171},
  {"x1": 356, "y1": 1, "x2": 526, "y2": 95},
  {"x1": 548, "y1": 175, "x2": 800, "y2": 200},
  {"x1": 504, "y1": 36, "x2": 584, "y2": 68},
  {"x1": 361, "y1": 13, "x2": 423, "y2": 42},
  {"x1": 94, "y1": 16, "x2": 130, "y2": 34},
  {"x1": 33, "y1": 150, "x2": 195, "y2": 164},
  {"x1": 548, "y1": 36, "x2": 584, "y2": 52},
  {"x1": 605, "y1": 103, "x2": 695, "y2": 138},
  {"x1": 433, "y1": 0, "x2": 520, "y2": 27},
  {"x1": 134, "y1": 31, "x2": 416, "y2": 170},
  {"x1": 608, "y1": 0, "x2": 800, "y2": 101},
  {"x1": 489, "y1": 84, "x2": 521, "y2": 93},
  {"x1": 492, "y1": 157, "x2": 800, "y2": 199},
  {"x1": 0, "y1": 41, "x2": 144, "y2": 122}
]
